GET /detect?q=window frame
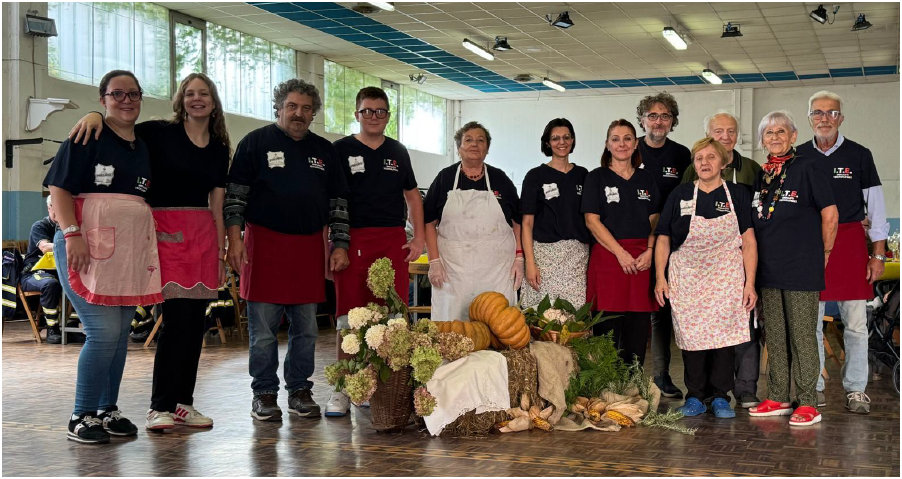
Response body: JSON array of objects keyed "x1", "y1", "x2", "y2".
[{"x1": 169, "y1": 11, "x2": 207, "y2": 95}]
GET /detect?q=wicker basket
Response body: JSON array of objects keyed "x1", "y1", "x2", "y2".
[
  {"x1": 529, "y1": 326, "x2": 590, "y2": 346},
  {"x1": 370, "y1": 367, "x2": 414, "y2": 431}
]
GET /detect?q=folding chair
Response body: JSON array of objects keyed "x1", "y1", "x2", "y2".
[{"x1": 16, "y1": 285, "x2": 43, "y2": 343}]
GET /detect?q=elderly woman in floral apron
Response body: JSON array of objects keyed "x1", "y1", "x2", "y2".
[
  {"x1": 654, "y1": 138, "x2": 758, "y2": 418},
  {"x1": 424, "y1": 121, "x2": 523, "y2": 321}
]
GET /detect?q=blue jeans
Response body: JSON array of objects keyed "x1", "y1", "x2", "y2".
[
  {"x1": 817, "y1": 300, "x2": 869, "y2": 392},
  {"x1": 247, "y1": 301, "x2": 317, "y2": 395},
  {"x1": 54, "y1": 231, "x2": 136, "y2": 416}
]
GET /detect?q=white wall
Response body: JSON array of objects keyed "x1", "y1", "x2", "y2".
[{"x1": 459, "y1": 82, "x2": 900, "y2": 217}]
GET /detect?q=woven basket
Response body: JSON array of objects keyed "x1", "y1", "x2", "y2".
[
  {"x1": 370, "y1": 367, "x2": 414, "y2": 431},
  {"x1": 529, "y1": 326, "x2": 590, "y2": 346}
]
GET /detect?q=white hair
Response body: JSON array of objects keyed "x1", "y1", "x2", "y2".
[
  {"x1": 757, "y1": 110, "x2": 797, "y2": 149},
  {"x1": 46, "y1": 195, "x2": 52, "y2": 208},
  {"x1": 808, "y1": 90, "x2": 843, "y2": 113},
  {"x1": 703, "y1": 111, "x2": 738, "y2": 135}
]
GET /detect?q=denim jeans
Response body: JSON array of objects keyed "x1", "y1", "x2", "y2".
[
  {"x1": 817, "y1": 300, "x2": 869, "y2": 392},
  {"x1": 54, "y1": 231, "x2": 136, "y2": 416},
  {"x1": 247, "y1": 301, "x2": 317, "y2": 395}
]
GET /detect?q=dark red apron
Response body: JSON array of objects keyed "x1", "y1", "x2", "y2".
[
  {"x1": 587, "y1": 238, "x2": 658, "y2": 312},
  {"x1": 240, "y1": 222, "x2": 325, "y2": 304},
  {"x1": 334, "y1": 227, "x2": 409, "y2": 317},
  {"x1": 821, "y1": 221, "x2": 872, "y2": 301}
]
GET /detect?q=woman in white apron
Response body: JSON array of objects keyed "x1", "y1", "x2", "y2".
[
  {"x1": 654, "y1": 138, "x2": 758, "y2": 419},
  {"x1": 423, "y1": 121, "x2": 523, "y2": 321}
]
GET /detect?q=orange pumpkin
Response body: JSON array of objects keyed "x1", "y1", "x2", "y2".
[
  {"x1": 435, "y1": 320, "x2": 492, "y2": 351},
  {"x1": 469, "y1": 292, "x2": 529, "y2": 350}
]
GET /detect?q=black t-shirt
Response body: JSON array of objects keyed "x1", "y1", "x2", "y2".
[
  {"x1": 44, "y1": 126, "x2": 152, "y2": 198},
  {"x1": 227, "y1": 124, "x2": 349, "y2": 235},
  {"x1": 796, "y1": 137, "x2": 881, "y2": 224},
  {"x1": 655, "y1": 182, "x2": 753, "y2": 251},
  {"x1": 520, "y1": 164, "x2": 591, "y2": 244},
  {"x1": 23, "y1": 217, "x2": 58, "y2": 273},
  {"x1": 638, "y1": 137, "x2": 691, "y2": 202},
  {"x1": 135, "y1": 120, "x2": 230, "y2": 208},
  {"x1": 581, "y1": 167, "x2": 662, "y2": 240},
  {"x1": 333, "y1": 135, "x2": 417, "y2": 228},
  {"x1": 752, "y1": 154, "x2": 836, "y2": 291},
  {"x1": 424, "y1": 162, "x2": 520, "y2": 227}
]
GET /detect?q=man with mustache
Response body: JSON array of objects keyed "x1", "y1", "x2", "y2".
[{"x1": 225, "y1": 78, "x2": 350, "y2": 421}]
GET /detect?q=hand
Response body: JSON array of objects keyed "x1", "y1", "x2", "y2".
[
  {"x1": 525, "y1": 261, "x2": 541, "y2": 291},
  {"x1": 66, "y1": 236, "x2": 90, "y2": 273},
  {"x1": 227, "y1": 238, "x2": 248, "y2": 273},
  {"x1": 866, "y1": 257, "x2": 885, "y2": 284},
  {"x1": 218, "y1": 259, "x2": 228, "y2": 287},
  {"x1": 636, "y1": 249, "x2": 653, "y2": 272},
  {"x1": 616, "y1": 249, "x2": 638, "y2": 275},
  {"x1": 428, "y1": 258, "x2": 448, "y2": 289},
  {"x1": 824, "y1": 252, "x2": 830, "y2": 269},
  {"x1": 510, "y1": 256, "x2": 525, "y2": 290},
  {"x1": 401, "y1": 235, "x2": 425, "y2": 263},
  {"x1": 68, "y1": 112, "x2": 104, "y2": 146},
  {"x1": 330, "y1": 247, "x2": 350, "y2": 272},
  {"x1": 654, "y1": 278, "x2": 670, "y2": 307},
  {"x1": 742, "y1": 284, "x2": 758, "y2": 312}
]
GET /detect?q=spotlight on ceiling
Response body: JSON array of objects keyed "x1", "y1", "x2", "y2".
[
  {"x1": 702, "y1": 68, "x2": 723, "y2": 85},
  {"x1": 852, "y1": 13, "x2": 872, "y2": 31},
  {"x1": 492, "y1": 36, "x2": 512, "y2": 51},
  {"x1": 513, "y1": 73, "x2": 534, "y2": 82},
  {"x1": 462, "y1": 38, "x2": 495, "y2": 61},
  {"x1": 663, "y1": 27, "x2": 688, "y2": 50},
  {"x1": 409, "y1": 73, "x2": 426, "y2": 85},
  {"x1": 721, "y1": 22, "x2": 743, "y2": 38},
  {"x1": 810, "y1": 4, "x2": 840, "y2": 24},
  {"x1": 546, "y1": 11, "x2": 574, "y2": 29},
  {"x1": 542, "y1": 78, "x2": 566, "y2": 92},
  {"x1": 366, "y1": 2, "x2": 395, "y2": 12}
]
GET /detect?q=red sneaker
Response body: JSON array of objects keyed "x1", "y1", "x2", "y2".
[
  {"x1": 789, "y1": 406, "x2": 821, "y2": 427},
  {"x1": 749, "y1": 399, "x2": 792, "y2": 417}
]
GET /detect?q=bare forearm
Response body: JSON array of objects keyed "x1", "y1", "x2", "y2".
[
  {"x1": 654, "y1": 235, "x2": 671, "y2": 280},
  {"x1": 872, "y1": 240, "x2": 886, "y2": 256},
  {"x1": 821, "y1": 206, "x2": 839, "y2": 251},
  {"x1": 38, "y1": 241, "x2": 54, "y2": 253},
  {"x1": 585, "y1": 213, "x2": 624, "y2": 256},
  {"x1": 512, "y1": 221, "x2": 522, "y2": 251},
  {"x1": 741, "y1": 230, "x2": 758, "y2": 286},
  {"x1": 49, "y1": 187, "x2": 77, "y2": 230},
  {"x1": 210, "y1": 188, "x2": 226, "y2": 252},
  {"x1": 425, "y1": 221, "x2": 440, "y2": 260},
  {"x1": 521, "y1": 215, "x2": 535, "y2": 265},
  {"x1": 404, "y1": 189, "x2": 425, "y2": 241},
  {"x1": 227, "y1": 225, "x2": 243, "y2": 246}
]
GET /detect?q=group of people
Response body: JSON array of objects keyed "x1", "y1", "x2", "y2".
[{"x1": 43, "y1": 66, "x2": 887, "y2": 445}]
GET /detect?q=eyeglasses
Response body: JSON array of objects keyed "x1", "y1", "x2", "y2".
[
  {"x1": 103, "y1": 90, "x2": 143, "y2": 102},
  {"x1": 809, "y1": 109, "x2": 841, "y2": 120},
  {"x1": 357, "y1": 108, "x2": 389, "y2": 119},
  {"x1": 763, "y1": 128, "x2": 790, "y2": 139},
  {"x1": 644, "y1": 113, "x2": 673, "y2": 122},
  {"x1": 549, "y1": 134, "x2": 573, "y2": 142}
]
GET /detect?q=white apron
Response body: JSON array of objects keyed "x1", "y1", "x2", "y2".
[{"x1": 432, "y1": 164, "x2": 516, "y2": 321}]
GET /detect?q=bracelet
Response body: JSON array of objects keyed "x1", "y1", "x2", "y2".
[
  {"x1": 428, "y1": 258, "x2": 442, "y2": 263},
  {"x1": 64, "y1": 232, "x2": 82, "y2": 239},
  {"x1": 515, "y1": 249, "x2": 523, "y2": 254}
]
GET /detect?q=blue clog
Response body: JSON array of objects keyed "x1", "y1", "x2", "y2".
[
  {"x1": 711, "y1": 397, "x2": 736, "y2": 418},
  {"x1": 676, "y1": 397, "x2": 707, "y2": 417}
]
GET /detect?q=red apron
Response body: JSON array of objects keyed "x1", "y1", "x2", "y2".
[
  {"x1": 587, "y1": 238, "x2": 658, "y2": 312},
  {"x1": 153, "y1": 208, "x2": 219, "y2": 300},
  {"x1": 240, "y1": 222, "x2": 325, "y2": 304},
  {"x1": 334, "y1": 227, "x2": 409, "y2": 317},
  {"x1": 821, "y1": 222, "x2": 872, "y2": 301}
]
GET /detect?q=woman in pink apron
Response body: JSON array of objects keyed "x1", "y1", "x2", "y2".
[
  {"x1": 654, "y1": 138, "x2": 758, "y2": 419},
  {"x1": 424, "y1": 121, "x2": 523, "y2": 321},
  {"x1": 46, "y1": 70, "x2": 163, "y2": 445}
]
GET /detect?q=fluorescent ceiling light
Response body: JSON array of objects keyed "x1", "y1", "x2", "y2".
[
  {"x1": 663, "y1": 27, "x2": 688, "y2": 50},
  {"x1": 702, "y1": 69, "x2": 722, "y2": 85},
  {"x1": 366, "y1": 2, "x2": 395, "y2": 12},
  {"x1": 462, "y1": 38, "x2": 494, "y2": 61},
  {"x1": 542, "y1": 78, "x2": 566, "y2": 92}
]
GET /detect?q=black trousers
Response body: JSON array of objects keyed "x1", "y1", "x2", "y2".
[
  {"x1": 682, "y1": 346, "x2": 735, "y2": 401},
  {"x1": 20, "y1": 271, "x2": 61, "y2": 326},
  {"x1": 150, "y1": 298, "x2": 207, "y2": 412},
  {"x1": 732, "y1": 314, "x2": 760, "y2": 398},
  {"x1": 593, "y1": 312, "x2": 651, "y2": 367}
]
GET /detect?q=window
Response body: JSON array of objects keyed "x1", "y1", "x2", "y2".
[
  {"x1": 48, "y1": 2, "x2": 170, "y2": 98},
  {"x1": 324, "y1": 60, "x2": 443, "y2": 154}
]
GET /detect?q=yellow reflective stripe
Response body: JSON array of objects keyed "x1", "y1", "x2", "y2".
[
  {"x1": 70, "y1": 312, "x2": 79, "y2": 318},
  {"x1": 42, "y1": 307, "x2": 59, "y2": 314},
  {"x1": 1, "y1": 284, "x2": 16, "y2": 293},
  {"x1": 135, "y1": 306, "x2": 147, "y2": 317},
  {"x1": 2, "y1": 299, "x2": 17, "y2": 308}
]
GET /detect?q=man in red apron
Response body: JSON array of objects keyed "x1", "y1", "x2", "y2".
[
  {"x1": 796, "y1": 90, "x2": 889, "y2": 414},
  {"x1": 326, "y1": 86, "x2": 424, "y2": 417},
  {"x1": 225, "y1": 79, "x2": 350, "y2": 422}
]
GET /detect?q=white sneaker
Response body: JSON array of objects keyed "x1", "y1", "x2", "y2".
[
  {"x1": 174, "y1": 404, "x2": 213, "y2": 427},
  {"x1": 325, "y1": 391, "x2": 351, "y2": 417},
  {"x1": 145, "y1": 409, "x2": 175, "y2": 430}
]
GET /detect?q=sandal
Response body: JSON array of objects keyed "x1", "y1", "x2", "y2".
[
  {"x1": 789, "y1": 406, "x2": 821, "y2": 427},
  {"x1": 749, "y1": 399, "x2": 792, "y2": 417}
]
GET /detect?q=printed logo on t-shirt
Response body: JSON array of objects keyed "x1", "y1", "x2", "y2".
[
  {"x1": 778, "y1": 190, "x2": 799, "y2": 203},
  {"x1": 751, "y1": 191, "x2": 761, "y2": 208},
  {"x1": 308, "y1": 157, "x2": 325, "y2": 171},
  {"x1": 662, "y1": 167, "x2": 679, "y2": 179},
  {"x1": 135, "y1": 176, "x2": 150, "y2": 193},
  {"x1": 714, "y1": 201, "x2": 731, "y2": 213},
  {"x1": 493, "y1": 190, "x2": 502, "y2": 200},
  {"x1": 605, "y1": 186, "x2": 620, "y2": 203},
  {"x1": 679, "y1": 199, "x2": 694, "y2": 216},
  {"x1": 348, "y1": 156, "x2": 365, "y2": 174},
  {"x1": 542, "y1": 183, "x2": 560, "y2": 200},
  {"x1": 94, "y1": 164, "x2": 114, "y2": 186},
  {"x1": 383, "y1": 159, "x2": 399, "y2": 172},
  {"x1": 636, "y1": 189, "x2": 651, "y2": 201},
  {"x1": 833, "y1": 167, "x2": 853, "y2": 179},
  {"x1": 575, "y1": 185, "x2": 583, "y2": 196},
  {"x1": 267, "y1": 151, "x2": 285, "y2": 169}
]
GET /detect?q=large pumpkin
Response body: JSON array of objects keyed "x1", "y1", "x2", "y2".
[
  {"x1": 435, "y1": 320, "x2": 492, "y2": 351},
  {"x1": 469, "y1": 292, "x2": 530, "y2": 350}
]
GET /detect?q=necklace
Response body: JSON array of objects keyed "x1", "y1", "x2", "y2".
[
  {"x1": 757, "y1": 158, "x2": 793, "y2": 221},
  {"x1": 464, "y1": 165, "x2": 484, "y2": 180}
]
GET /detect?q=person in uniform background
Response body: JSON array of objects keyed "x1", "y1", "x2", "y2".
[{"x1": 20, "y1": 196, "x2": 63, "y2": 343}]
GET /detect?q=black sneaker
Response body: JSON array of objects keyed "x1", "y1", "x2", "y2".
[
  {"x1": 67, "y1": 414, "x2": 110, "y2": 444},
  {"x1": 654, "y1": 375, "x2": 684, "y2": 399},
  {"x1": 67, "y1": 332, "x2": 86, "y2": 343},
  {"x1": 46, "y1": 327, "x2": 62, "y2": 344},
  {"x1": 288, "y1": 389, "x2": 321, "y2": 417},
  {"x1": 98, "y1": 407, "x2": 138, "y2": 436},
  {"x1": 738, "y1": 393, "x2": 761, "y2": 409},
  {"x1": 251, "y1": 394, "x2": 282, "y2": 421}
]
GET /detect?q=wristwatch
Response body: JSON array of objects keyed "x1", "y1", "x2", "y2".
[
  {"x1": 62, "y1": 225, "x2": 80, "y2": 235},
  {"x1": 871, "y1": 254, "x2": 888, "y2": 262}
]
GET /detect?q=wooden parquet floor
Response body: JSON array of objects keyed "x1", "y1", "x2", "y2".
[{"x1": 2, "y1": 321, "x2": 899, "y2": 477}]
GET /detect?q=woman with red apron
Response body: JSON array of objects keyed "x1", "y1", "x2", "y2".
[
  {"x1": 582, "y1": 119, "x2": 660, "y2": 366},
  {"x1": 654, "y1": 138, "x2": 758, "y2": 419}
]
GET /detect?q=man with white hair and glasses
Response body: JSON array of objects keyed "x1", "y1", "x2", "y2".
[{"x1": 795, "y1": 90, "x2": 889, "y2": 414}]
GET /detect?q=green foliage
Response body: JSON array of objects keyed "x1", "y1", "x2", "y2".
[
  {"x1": 564, "y1": 333, "x2": 628, "y2": 405},
  {"x1": 640, "y1": 409, "x2": 697, "y2": 435},
  {"x1": 524, "y1": 294, "x2": 610, "y2": 333}
]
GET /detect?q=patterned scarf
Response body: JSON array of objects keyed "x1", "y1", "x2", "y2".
[{"x1": 762, "y1": 148, "x2": 794, "y2": 181}]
